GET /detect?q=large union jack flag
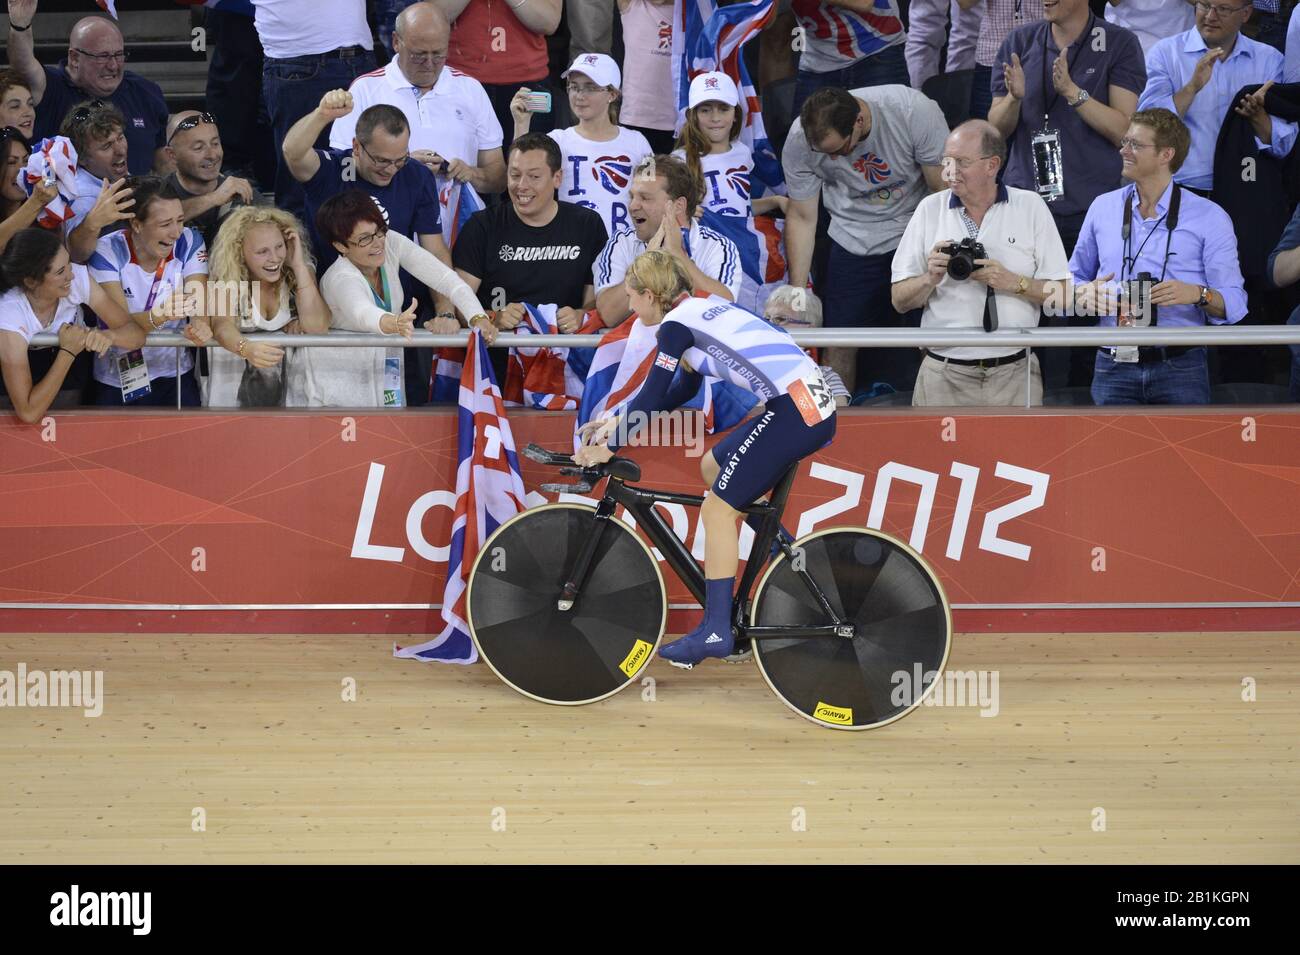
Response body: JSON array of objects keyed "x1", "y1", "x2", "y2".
[{"x1": 395, "y1": 329, "x2": 527, "y2": 664}]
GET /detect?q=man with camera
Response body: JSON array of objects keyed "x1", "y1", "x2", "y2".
[
  {"x1": 1069, "y1": 109, "x2": 1247, "y2": 404},
  {"x1": 890, "y1": 121, "x2": 1070, "y2": 407}
]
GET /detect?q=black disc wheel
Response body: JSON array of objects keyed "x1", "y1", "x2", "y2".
[
  {"x1": 468, "y1": 503, "x2": 666, "y2": 705},
  {"x1": 750, "y1": 528, "x2": 952, "y2": 730}
]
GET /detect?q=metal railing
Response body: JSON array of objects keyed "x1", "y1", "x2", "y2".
[{"x1": 27, "y1": 326, "x2": 1300, "y2": 410}]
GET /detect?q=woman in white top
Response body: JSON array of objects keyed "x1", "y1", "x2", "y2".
[
  {"x1": 510, "y1": 53, "x2": 653, "y2": 239},
  {"x1": 0, "y1": 227, "x2": 143, "y2": 423},
  {"x1": 313, "y1": 189, "x2": 489, "y2": 408},
  {"x1": 203, "y1": 205, "x2": 330, "y2": 407}
]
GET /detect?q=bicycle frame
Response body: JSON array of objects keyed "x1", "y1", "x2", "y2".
[{"x1": 556, "y1": 467, "x2": 856, "y2": 643}]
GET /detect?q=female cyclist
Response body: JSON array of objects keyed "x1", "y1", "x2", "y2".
[{"x1": 575, "y1": 250, "x2": 837, "y2": 667}]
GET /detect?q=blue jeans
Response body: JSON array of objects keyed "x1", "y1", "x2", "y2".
[
  {"x1": 263, "y1": 48, "x2": 377, "y2": 219},
  {"x1": 374, "y1": 0, "x2": 421, "y2": 56},
  {"x1": 1091, "y1": 347, "x2": 1211, "y2": 405},
  {"x1": 793, "y1": 44, "x2": 909, "y2": 119},
  {"x1": 820, "y1": 238, "x2": 921, "y2": 393}
]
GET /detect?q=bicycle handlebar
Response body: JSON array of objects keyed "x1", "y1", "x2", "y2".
[{"x1": 522, "y1": 443, "x2": 643, "y2": 493}]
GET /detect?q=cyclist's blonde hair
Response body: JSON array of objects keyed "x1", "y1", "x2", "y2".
[{"x1": 626, "y1": 250, "x2": 692, "y2": 316}]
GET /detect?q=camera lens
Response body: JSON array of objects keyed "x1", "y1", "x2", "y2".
[{"x1": 947, "y1": 254, "x2": 973, "y2": 281}]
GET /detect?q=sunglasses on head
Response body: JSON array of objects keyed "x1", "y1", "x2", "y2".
[
  {"x1": 168, "y1": 112, "x2": 218, "y2": 143},
  {"x1": 69, "y1": 99, "x2": 110, "y2": 124}
]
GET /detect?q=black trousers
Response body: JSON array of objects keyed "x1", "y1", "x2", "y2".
[{"x1": 204, "y1": 9, "x2": 276, "y2": 190}]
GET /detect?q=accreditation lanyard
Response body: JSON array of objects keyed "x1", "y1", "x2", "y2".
[
  {"x1": 369, "y1": 270, "x2": 403, "y2": 407},
  {"x1": 118, "y1": 236, "x2": 177, "y2": 401},
  {"x1": 369, "y1": 269, "x2": 391, "y2": 312},
  {"x1": 1040, "y1": 14, "x2": 1095, "y2": 127}
]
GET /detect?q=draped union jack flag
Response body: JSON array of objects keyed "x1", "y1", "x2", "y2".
[{"x1": 395, "y1": 330, "x2": 526, "y2": 664}]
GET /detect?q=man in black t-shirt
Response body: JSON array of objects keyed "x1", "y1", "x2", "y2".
[{"x1": 453, "y1": 133, "x2": 608, "y2": 331}]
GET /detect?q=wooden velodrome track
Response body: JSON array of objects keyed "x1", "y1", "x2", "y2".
[{"x1": 1, "y1": 631, "x2": 1296, "y2": 864}]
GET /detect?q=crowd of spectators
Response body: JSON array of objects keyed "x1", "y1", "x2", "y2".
[{"x1": 2, "y1": 0, "x2": 1299, "y2": 422}]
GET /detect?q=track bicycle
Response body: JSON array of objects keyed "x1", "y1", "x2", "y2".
[{"x1": 465, "y1": 444, "x2": 953, "y2": 730}]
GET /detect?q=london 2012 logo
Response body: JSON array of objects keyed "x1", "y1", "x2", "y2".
[
  {"x1": 590, "y1": 155, "x2": 633, "y2": 194},
  {"x1": 853, "y1": 151, "x2": 892, "y2": 185}
]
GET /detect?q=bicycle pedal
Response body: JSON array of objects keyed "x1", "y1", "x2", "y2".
[
  {"x1": 667, "y1": 660, "x2": 695, "y2": 670},
  {"x1": 721, "y1": 647, "x2": 752, "y2": 664}
]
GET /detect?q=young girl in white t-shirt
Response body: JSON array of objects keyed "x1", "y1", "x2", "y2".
[
  {"x1": 510, "y1": 53, "x2": 653, "y2": 239},
  {"x1": 673, "y1": 71, "x2": 785, "y2": 220}
]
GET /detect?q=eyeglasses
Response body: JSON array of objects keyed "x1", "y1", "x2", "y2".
[
  {"x1": 73, "y1": 48, "x2": 129, "y2": 64},
  {"x1": 402, "y1": 49, "x2": 448, "y2": 65},
  {"x1": 168, "y1": 112, "x2": 217, "y2": 143},
  {"x1": 1193, "y1": 1, "x2": 1250, "y2": 16},
  {"x1": 943, "y1": 155, "x2": 996, "y2": 169},
  {"x1": 348, "y1": 226, "x2": 389, "y2": 248},
  {"x1": 1118, "y1": 138, "x2": 1158, "y2": 151},
  {"x1": 358, "y1": 140, "x2": 409, "y2": 172},
  {"x1": 69, "y1": 99, "x2": 110, "y2": 124},
  {"x1": 566, "y1": 84, "x2": 606, "y2": 97}
]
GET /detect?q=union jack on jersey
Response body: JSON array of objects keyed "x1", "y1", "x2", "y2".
[{"x1": 575, "y1": 301, "x2": 758, "y2": 453}]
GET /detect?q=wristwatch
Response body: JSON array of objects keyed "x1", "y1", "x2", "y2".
[
  {"x1": 1015, "y1": 275, "x2": 1030, "y2": 295},
  {"x1": 1197, "y1": 285, "x2": 1212, "y2": 307},
  {"x1": 1068, "y1": 89, "x2": 1090, "y2": 108}
]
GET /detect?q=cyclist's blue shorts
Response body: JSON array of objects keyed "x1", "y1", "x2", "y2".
[{"x1": 709, "y1": 392, "x2": 836, "y2": 510}]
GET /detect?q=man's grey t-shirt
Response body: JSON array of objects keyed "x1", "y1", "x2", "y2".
[{"x1": 782, "y1": 84, "x2": 948, "y2": 257}]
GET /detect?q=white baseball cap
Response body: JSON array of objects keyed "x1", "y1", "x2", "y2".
[
  {"x1": 688, "y1": 71, "x2": 740, "y2": 109},
  {"x1": 562, "y1": 53, "x2": 621, "y2": 90}
]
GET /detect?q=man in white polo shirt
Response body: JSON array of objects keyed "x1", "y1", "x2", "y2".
[
  {"x1": 593, "y1": 154, "x2": 741, "y2": 327},
  {"x1": 891, "y1": 120, "x2": 1069, "y2": 406},
  {"x1": 329, "y1": 1, "x2": 506, "y2": 195}
]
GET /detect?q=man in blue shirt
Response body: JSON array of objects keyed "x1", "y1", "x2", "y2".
[
  {"x1": 284, "y1": 92, "x2": 452, "y2": 406},
  {"x1": 1137, "y1": 1, "x2": 1296, "y2": 192},
  {"x1": 5, "y1": 0, "x2": 168, "y2": 176},
  {"x1": 1266, "y1": 202, "x2": 1300, "y2": 399},
  {"x1": 1070, "y1": 108, "x2": 1248, "y2": 404},
  {"x1": 1286, "y1": 3, "x2": 1300, "y2": 81},
  {"x1": 282, "y1": 93, "x2": 448, "y2": 275}
]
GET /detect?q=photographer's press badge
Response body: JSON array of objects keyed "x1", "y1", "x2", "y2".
[
  {"x1": 1031, "y1": 122, "x2": 1065, "y2": 203},
  {"x1": 1113, "y1": 300, "x2": 1139, "y2": 363},
  {"x1": 116, "y1": 348, "x2": 153, "y2": 402}
]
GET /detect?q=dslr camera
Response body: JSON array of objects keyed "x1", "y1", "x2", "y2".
[{"x1": 940, "y1": 238, "x2": 986, "y2": 281}]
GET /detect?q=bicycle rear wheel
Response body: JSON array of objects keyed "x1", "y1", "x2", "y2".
[
  {"x1": 750, "y1": 527, "x2": 951, "y2": 730},
  {"x1": 467, "y1": 503, "x2": 666, "y2": 705}
]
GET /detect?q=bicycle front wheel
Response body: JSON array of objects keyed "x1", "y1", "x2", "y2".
[
  {"x1": 750, "y1": 527, "x2": 952, "y2": 730},
  {"x1": 467, "y1": 503, "x2": 666, "y2": 705}
]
